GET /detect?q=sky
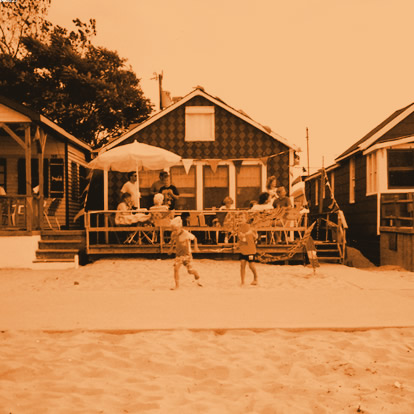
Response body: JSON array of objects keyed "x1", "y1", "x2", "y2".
[{"x1": 48, "y1": 0, "x2": 414, "y2": 173}]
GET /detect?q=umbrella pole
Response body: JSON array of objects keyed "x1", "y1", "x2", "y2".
[{"x1": 136, "y1": 164, "x2": 140, "y2": 209}]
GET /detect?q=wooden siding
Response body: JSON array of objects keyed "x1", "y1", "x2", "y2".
[
  {"x1": 305, "y1": 154, "x2": 380, "y2": 264},
  {"x1": 380, "y1": 230, "x2": 414, "y2": 271},
  {"x1": 67, "y1": 145, "x2": 90, "y2": 228},
  {"x1": 378, "y1": 111, "x2": 414, "y2": 143}
]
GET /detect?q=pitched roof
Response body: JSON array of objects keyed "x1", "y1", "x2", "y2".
[
  {"x1": 0, "y1": 95, "x2": 92, "y2": 152},
  {"x1": 103, "y1": 87, "x2": 298, "y2": 152},
  {"x1": 335, "y1": 102, "x2": 414, "y2": 161}
]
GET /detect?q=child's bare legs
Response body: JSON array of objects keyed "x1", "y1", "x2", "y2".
[
  {"x1": 248, "y1": 261, "x2": 258, "y2": 285},
  {"x1": 187, "y1": 265, "x2": 202, "y2": 286},
  {"x1": 240, "y1": 260, "x2": 247, "y2": 285},
  {"x1": 172, "y1": 262, "x2": 182, "y2": 289}
]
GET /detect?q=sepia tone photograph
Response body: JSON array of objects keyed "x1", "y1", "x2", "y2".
[{"x1": 0, "y1": 0, "x2": 413, "y2": 412}]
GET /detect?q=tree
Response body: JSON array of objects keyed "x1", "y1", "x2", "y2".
[
  {"x1": 0, "y1": 13, "x2": 153, "y2": 147},
  {"x1": 0, "y1": 0, "x2": 52, "y2": 58}
]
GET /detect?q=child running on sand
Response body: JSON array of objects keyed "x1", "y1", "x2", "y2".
[
  {"x1": 238, "y1": 222, "x2": 259, "y2": 286},
  {"x1": 168, "y1": 216, "x2": 202, "y2": 290}
]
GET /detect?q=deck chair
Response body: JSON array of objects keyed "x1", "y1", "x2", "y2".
[
  {"x1": 280, "y1": 207, "x2": 305, "y2": 243},
  {"x1": 44, "y1": 198, "x2": 61, "y2": 230},
  {"x1": 150, "y1": 210, "x2": 173, "y2": 244}
]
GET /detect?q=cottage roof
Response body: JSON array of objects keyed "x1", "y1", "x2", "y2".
[
  {"x1": 0, "y1": 95, "x2": 92, "y2": 152},
  {"x1": 335, "y1": 102, "x2": 414, "y2": 162},
  {"x1": 102, "y1": 87, "x2": 298, "y2": 152}
]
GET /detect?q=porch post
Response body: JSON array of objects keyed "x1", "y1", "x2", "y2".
[
  {"x1": 37, "y1": 129, "x2": 46, "y2": 229},
  {"x1": 25, "y1": 124, "x2": 33, "y2": 232}
]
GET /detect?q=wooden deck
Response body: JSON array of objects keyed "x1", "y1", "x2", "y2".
[{"x1": 85, "y1": 208, "x2": 317, "y2": 264}]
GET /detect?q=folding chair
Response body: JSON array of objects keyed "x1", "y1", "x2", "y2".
[
  {"x1": 150, "y1": 210, "x2": 173, "y2": 244},
  {"x1": 44, "y1": 198, "x2": 61, "y2": 230},
  {"x1": 280, "y1": 207, "x2": 304, "y2": 243}
]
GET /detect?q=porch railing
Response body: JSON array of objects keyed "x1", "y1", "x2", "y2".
[{"x1": 85, "y1": 207, "x2": 309, "y2": 255}]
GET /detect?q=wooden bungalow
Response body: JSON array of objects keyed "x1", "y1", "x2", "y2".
[
  {"x1": 85, "y1": 87, "x2": 324, "y2": 262},
  {"x1": 305, "y1": 102, "x2": 414, "y2": 270},
  {"x1": 89, "y1": 87, "x2": 300, "y2": 212},
  {"x1": 0, "y1": 96, "x2": 92, "y2": 267}
]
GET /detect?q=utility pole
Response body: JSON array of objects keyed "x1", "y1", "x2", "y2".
[
  {"x1": 306, "y1": 127, "x2": 310, "y2": 176},
  {"x1": 151, "y1": 71, "x2": 164, "y2": 110}
]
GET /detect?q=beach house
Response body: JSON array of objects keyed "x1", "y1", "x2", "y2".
[
  {"x1": 0, "y1": 96, "x2": 92, "y2": 266},
  {"x1": 305, "y1": 102, "x2": 414, "y2": 270},
  {"x1": 89, "y1": 87, "x2": 300, "y2": 211}
]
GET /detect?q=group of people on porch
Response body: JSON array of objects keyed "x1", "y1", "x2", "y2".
[{"x1": 114, "y1": 170, "x2": 294, "y2": 228}]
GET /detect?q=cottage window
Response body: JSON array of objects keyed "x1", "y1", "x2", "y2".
[
  {"x1": 349, "y1": 158, "x2": 355, "y2": 203},
  {"x1": 185, "y1": 106, "x2": 215, "y2": 141},
  {"x1": 203, "y1": 165, "x2": 228, "y2": 209},
  {"x1": 0, "y1": 158, "x2": 6, "y2": 190},
  {"x1": 366, "y1": 153, "x2": 377, "y2": 194},
  {"x1": 387, "y1": 149, "x2": 414, "y2": 189},
  {"x1": 49, "y1": 158, "x2": 64, "y2": 198},
  {"x1": 170, "y1": 165, "x2": 196, "y2": 210},
  {"x1": 236, "y1": 165, "x2": 261, "y2": 209}
]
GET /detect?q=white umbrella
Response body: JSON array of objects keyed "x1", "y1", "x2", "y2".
[{"x1": 88, "y1": 140, "x2": 181, "y2": 208}]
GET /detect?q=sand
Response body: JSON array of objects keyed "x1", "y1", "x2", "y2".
[{"x1": 0, "y1": 259, "x2": 414, "y2": 413}]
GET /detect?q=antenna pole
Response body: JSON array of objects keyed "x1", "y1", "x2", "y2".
[{"x1": 306, "y1": 127, "x2": 310, "y2": 176}]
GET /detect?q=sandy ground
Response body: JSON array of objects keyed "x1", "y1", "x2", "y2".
[{"x1": 0, "y1": 258, "x2": 414, "y2": 413}]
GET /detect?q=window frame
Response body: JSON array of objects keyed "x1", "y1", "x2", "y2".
[
  {"x1": 387, "y1": 149, "x2": 414, "y2": 190},
  {"x1": 185, "y1": 106, "x2": 215, "y2": 142}
]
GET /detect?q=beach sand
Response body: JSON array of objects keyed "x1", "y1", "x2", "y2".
[{"x1": 0, "y1": 259, "x2": 413, "y2": 413}]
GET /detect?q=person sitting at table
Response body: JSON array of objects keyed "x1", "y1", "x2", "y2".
[
  {"x1": 250, "y1": 192, "x2": 273, "y2": 211},
  {"x1": 219, "y1": 196, "x2": 235, "y2": 210},
  {"x1": 149, "y1": 193, "x2": 169, "y2": 211},
  {"x1": 120, "y1": 172, "x2": 140, "y2": 209},
  {"x1": 115, "y1": 192, "x2": 149, "y2": 225},
  {"x1": 273, "y1": 186, "x2": 292, "y2": 208}
]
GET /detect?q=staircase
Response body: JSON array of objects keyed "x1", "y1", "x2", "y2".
[
  {"x1": 315, "y1": 241, "x2": 342, "y2": 263},
  {"x1": 33, "y1": 230, "x2": 86, "y2": 267}
]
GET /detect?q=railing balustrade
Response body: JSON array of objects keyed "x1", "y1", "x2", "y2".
[{"x1": 84, "y1": 207, "x2": 309, "y2": 254}]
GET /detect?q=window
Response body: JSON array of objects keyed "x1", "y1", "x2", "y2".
[
  {"x1": 0, "y1": 158, "x2": 6, "y2": 190},
  {"x1": 388, "y1": 149, "x2": 414, "y2": 189},
  {"x1": 349, "y1": 158, "x2": 355, "y2": 203},
  {"x1": 170, "y1": 165, "x2": 196, "y2": 210},
  {"x1": 203, "y1": 165, "x2": 228, "y2": 209},
  {"x1": 236, "y1": 165, "x2": 261, "y2": 208},
  {"x1": 366, "y1": 153, "x2": 377, "y2": 193},
  {"x1": 49, "y1": 158, "x2": 64, "y2": 198},
  {"x1": 185, "y1": 106, "x2": 215, "y2": 141},
  {"x1": 315, "y1": 179, "x2": 319, "y2": 206}
]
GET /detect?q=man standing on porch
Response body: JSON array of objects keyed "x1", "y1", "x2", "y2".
[{"x1": 121, "y1": 172, "x2": 140, "y2": 209}]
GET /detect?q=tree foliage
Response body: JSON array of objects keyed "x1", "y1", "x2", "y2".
[
  {"x1": 0, "y1": 0, "x2": 52, "y2": 58},
  {"x1": 0, "y1": 6, "x2": 153, "y2": 147}
]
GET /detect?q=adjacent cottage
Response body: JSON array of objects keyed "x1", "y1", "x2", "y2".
[
  {"x1": 90, "y1": 87, "x2": 300, "y2": 212},
  {"x1": 0, "y1": 96, "x2": 92, "y2": 234},
  {"x1": 305, "y1": 102, "x2": 414, "y2": 270}
]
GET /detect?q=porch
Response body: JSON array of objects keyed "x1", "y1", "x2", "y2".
[{"x1": 84, "y1": 207, "x2": 343, "y2": 264}]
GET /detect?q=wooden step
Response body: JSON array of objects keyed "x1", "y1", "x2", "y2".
[
  {"x1": 39, "y1": 239, "x2": 84, "y2": 250},
  {"x1": 36, "y1": 249, "x2": 79, "y2": 260}
]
